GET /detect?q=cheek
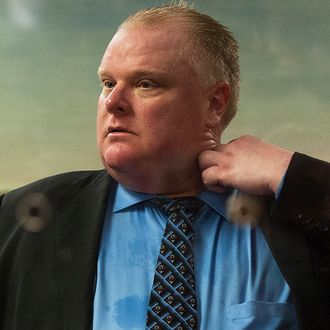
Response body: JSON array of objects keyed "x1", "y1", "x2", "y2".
[
  {"x1": 96, "y1": 114, "x2": 102, "y2": 139},
  {"x1": 97, "y1": 94, "x2": 105, "y2": 114},
  {"x1": 137, "y1": 96, "x2": 204, "y2": 139},
  {"x1": 96, "y1": 100, "x2": 106, "y2": 145}
]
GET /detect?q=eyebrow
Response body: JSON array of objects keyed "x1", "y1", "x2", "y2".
[
  {"x1": 97, "y1": 68, "x2": 108, "y2": 78},
  {"x1": 97, "y1": 68, "x2": 169, "y2": 80}
]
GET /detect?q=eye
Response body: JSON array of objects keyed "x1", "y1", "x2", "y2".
[
  {"x1": 138, "y1": 79, "x2": 157, "y2": 89},
  {"x1": 102, "y1": 80, "x2": 116, "y2": 89}
]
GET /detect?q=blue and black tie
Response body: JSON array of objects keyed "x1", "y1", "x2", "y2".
[{"x1": 146, "y1": 197, "x2": 204, "y2": 330}]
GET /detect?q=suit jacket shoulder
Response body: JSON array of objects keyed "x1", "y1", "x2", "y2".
[
  {"x1": 0, "y1": 170, "x2": 115, "y2": 330},
  {"x1": 274, "y1": 152, "x2": 330, "y2": 243},
  {"x1": 262, "y1": 152, "x2": 330, "y2": 329},
  {"x1": 2, "y1": 169, "x2": 106, "y2": 200}
]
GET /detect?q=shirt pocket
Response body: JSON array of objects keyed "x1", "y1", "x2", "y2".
[{"x1": 225, "y1": 301, "x2": 298, "y2": 330}]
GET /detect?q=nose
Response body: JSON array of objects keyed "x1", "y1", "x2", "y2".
[{"x1": 104, "y1": 85, "x2": 129, "y2": 115}]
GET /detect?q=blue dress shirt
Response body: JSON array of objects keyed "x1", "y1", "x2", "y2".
[{"x1": 93, "y1": 184, "x2": 298, "y2": 329}]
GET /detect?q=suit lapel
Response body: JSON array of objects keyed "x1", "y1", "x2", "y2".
[{"x1": 55, "y1": 170, "x2": 114, "y2": 329}]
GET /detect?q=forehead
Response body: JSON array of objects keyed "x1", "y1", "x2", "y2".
[{"x1": 98, "y1": 25, "x2": 194, "y2": 76}]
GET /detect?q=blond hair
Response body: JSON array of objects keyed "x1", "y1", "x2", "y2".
[{"x1": 120, "y1": 2, "x2": 240, "y2": 127}]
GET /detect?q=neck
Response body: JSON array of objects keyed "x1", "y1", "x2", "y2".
[{"x1": 107, "y1": 163, "x2": 204, "y2": 197}]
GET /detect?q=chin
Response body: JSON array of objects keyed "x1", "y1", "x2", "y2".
[
  {"x1": 103, "y1": 154, "x2": 127, "y2": 172},
  {"x1": 101, "y1": 146, "x2": 139, "y2": 172},
  {"x1": 103, "y1": 158, "x2": 149, "y2": 193}
]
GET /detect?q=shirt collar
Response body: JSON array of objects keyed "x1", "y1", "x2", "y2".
[
  {"x1": 113, "y1": 183, "x2": 232, "y2": 220},
  {"x1": 198, "y1": 189, "x2": 232, "y2": 220},
  {"x1": 112, "y1": 183, "x2": 156, "y2": 212}
]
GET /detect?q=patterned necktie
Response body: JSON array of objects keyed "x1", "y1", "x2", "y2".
[{"x1": 146, "y1": 197, "x2": 204, "y2": 330}]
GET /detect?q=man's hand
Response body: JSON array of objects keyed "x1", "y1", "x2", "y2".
[{"x1": 199, "y1": 135, "x2": 293, "y2": 196}]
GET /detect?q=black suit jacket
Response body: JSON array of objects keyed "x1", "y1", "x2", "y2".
[{"x1": 0, "y1": 153, "x2": 329, "y2": 329}]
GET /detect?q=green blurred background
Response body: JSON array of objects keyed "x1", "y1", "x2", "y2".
[{"x1": 1, "y1": 0, "x2": 329, "y2": 192}]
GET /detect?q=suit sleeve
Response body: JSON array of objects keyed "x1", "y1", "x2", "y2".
[{"x1": 272, "y1": 152, "x2": 330, "y2": 248}]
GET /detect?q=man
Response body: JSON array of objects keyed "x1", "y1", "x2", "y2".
[{"x1": 0, "y1": 4, "x2": 329, "y2": 330}]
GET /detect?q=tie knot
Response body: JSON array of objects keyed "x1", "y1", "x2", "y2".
[{"x1": 151, "y1": 197, "x2": 204, "y2": 219}]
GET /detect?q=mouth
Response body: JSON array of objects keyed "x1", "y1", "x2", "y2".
[{"x1": 107, "y1": 127, "x2": 133, "y2": 136}]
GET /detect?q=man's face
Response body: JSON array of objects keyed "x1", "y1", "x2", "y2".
[{"x1": 97, "y1": 25, "x2": 215, "y2": 185}]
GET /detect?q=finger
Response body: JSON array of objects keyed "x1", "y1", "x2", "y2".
[
  {"x1": 201, "y1": 166, "x2": 227, "y2": 193},
  {"x1": 198, "y1": 147, "x2": 223, "y2": 170},
  {"x1": 201, "y1": 165, "x2": 228, "y2": 191}
]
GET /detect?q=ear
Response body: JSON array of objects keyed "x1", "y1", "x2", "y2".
[{"x1": 205, "y1": 82, "x2": 230, "y2": 128}]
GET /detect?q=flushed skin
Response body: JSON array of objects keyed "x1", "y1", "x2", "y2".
[{"x1": 97, "y1": 25, "x2": 229, "y2": 197}]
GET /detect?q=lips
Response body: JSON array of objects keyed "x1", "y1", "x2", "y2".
[{"x1": 106, "y1": 126, "x2": 134, "y2": 136}]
